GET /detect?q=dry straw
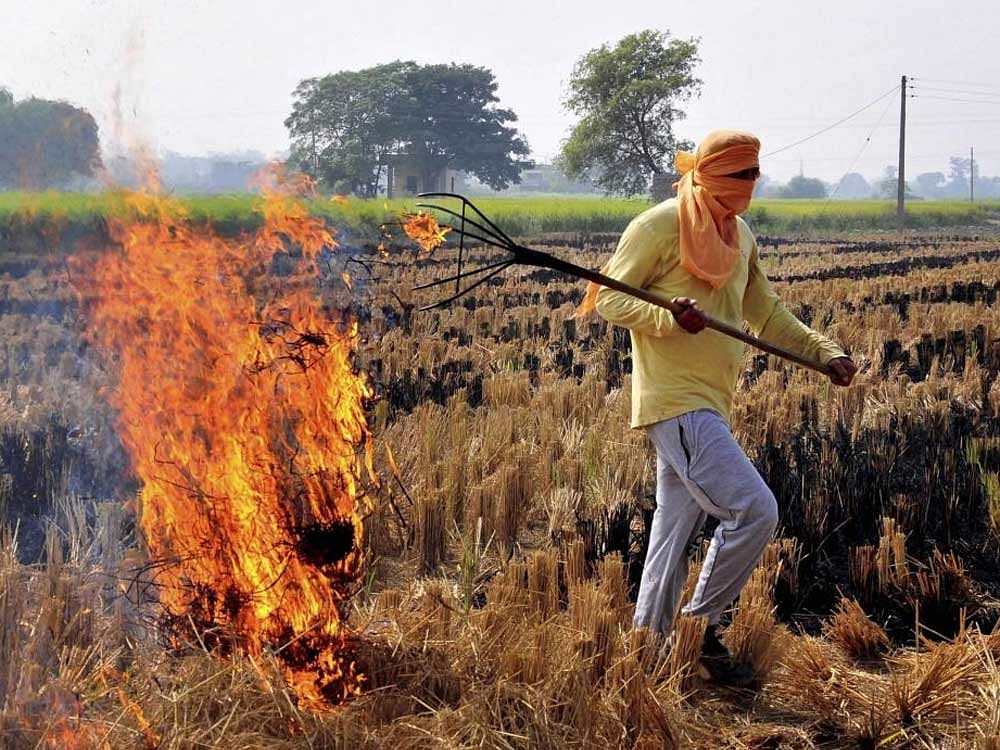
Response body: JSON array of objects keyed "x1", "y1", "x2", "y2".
[{"x1": 7, "y1": 227, "x2": 1000, "y2": 746}]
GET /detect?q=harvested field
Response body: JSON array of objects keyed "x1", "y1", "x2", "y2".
[
  {"x1": 2, "y1": 198, "x2": 1000, "y2": 748},
  {"x1": 1, "y1": 192, "x2": 999, "y2": 254}
]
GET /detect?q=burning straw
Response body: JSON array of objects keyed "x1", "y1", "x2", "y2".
[
  {"x1": 402, "y1": 212, "x2": 451, "y2": 254},
  {"x1": 76, "y1": 179, "x2": 371, "y2": 707}
]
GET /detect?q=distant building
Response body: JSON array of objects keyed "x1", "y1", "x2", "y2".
[
  {"x1": 517, "y1": 169, "x2": 548, "y2": 191},
  {"x1": 385, "y1": 154, "x2": 460, "y2": 198},
  {"x1": 453, "y1": 162, "x2": 599, "y2": 197},
  {"x1": 156, "y1": 151, "x2": 267, "y2": 193}
]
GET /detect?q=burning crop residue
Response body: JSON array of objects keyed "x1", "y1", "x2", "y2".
[
  {"x1": 78, "y1": 171, "x2": 370, "y2": 706},
  {"x1": 402, "y1": 212, "x2": 451, "y2": 253}
]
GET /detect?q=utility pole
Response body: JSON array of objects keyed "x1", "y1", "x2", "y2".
[
  {"x1": 896, "y1": 75, "x2": 907, "y2": 224},
  {"x1": 970, "y1": 146, "x2": 975, "y2": 202}
]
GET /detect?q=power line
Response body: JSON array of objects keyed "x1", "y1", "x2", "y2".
[
  {"x1": 911, "y1": 77, "x2": 1000, "y2": 93},
  {"x1": 907, "y1": 116, "x2": 1000, "y2": 124},
  {"x1": 828, "y1": 91, "x2": 897, "y2": 198},
  {"x1": 765, "y1": 148, "x2": 1000, "y2": 164},
  {"x1": 762, "y1": 85, "x2": 900, "y2": 157},
  {"x1": 791, "y1": 115, "x2": 1000, "y2": 127},
  {"x1": 911, "y1": 94, "x2": 1000, "y2": 106},
  {"x1": 911, "y1": 85, "x2": 1000, "y2": 100},
  {"x1": 758, "y1": 117, "x2": 999, "y2": 129}
]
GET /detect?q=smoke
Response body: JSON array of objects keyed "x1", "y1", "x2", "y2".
[{"x1": 101, "y1": 17, "x2": 161, "y2": 191}]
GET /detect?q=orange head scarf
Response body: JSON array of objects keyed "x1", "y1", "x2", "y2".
[
  {"x1": 673, "y1": 129, "x2": 760, "y2": 288},
  {"x1": 575, "y1": 129, "x2": 760, "y2": 317}
]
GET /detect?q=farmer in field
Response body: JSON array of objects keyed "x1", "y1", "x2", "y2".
[{"x1": 587, "y1": 130, "x2": 856, "y2": 685}]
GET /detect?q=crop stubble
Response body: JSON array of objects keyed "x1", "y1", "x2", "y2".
[{"x1": 1, "y1": 221, "x2": 1000, "y2": 747}]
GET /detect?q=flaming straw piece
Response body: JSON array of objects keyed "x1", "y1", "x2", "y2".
[
  {"x1": 402, "y1": 212, "x2": 451, "y2": 253},
  {"x1": 77, "y1": 179, "x2": 370, "y2": 707}
]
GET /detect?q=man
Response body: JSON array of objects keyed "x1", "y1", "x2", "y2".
[{"x1": 585, "y1": 130, "x2": 856, "y2": 686}]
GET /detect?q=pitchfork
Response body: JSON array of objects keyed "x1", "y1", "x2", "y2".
[{"x1": 412, "y1": 192, "x2": 833, "y2": 377}]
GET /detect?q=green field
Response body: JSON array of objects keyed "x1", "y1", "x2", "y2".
[
  {"x1": 0, "y1": 191, "x2": 998, "y2": 254},
  {"x1": 0, "y1": 192, "x2": 652, "y2": 239},
  {"x1": 747, "y1": 198, "x2": 1000, "y2": 233}
]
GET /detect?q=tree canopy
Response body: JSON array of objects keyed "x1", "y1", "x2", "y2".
[
  {"x1": 833, "y1": 172, "x2": 872, "y2": 199},
  {"x1": 0, "y1": 89, "x2": 101, "y2": 189},
  {"x1": 873, "y1": 165, "x2": 918, "y2": 200},
  {"x1": 780, "y1": 175, "x2": 828, "y2": 199},
  {"x1": 558, "y1": 30, "x2": 701, "y2": 197},
  {"x1": 285, "y1": 62, "x2": 530, "y2": 197}
]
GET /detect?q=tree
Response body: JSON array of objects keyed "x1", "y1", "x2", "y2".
[
  {"x1": 285, "y1": 62, "x2": 530, "y2": 197},
  {"x1": 914, "y1": 172, "x2": 946, "y2": 199},
  {"x1": 873, "y1": 165, "x2": 916, "y2": 200},
  {"x1": 559, "y1": 30, "x2": 701, "y2": 197},
  {"x1": 286, "y1": 63, "x2": 410, "y2": 197},
  {"x1": 780, "y1": 175, "x2": 828, "y2": 199},
  {"x1": 752, "y1": 174, "x2": 774, "y2": 198},
  {"x1": 948, "y1": 156, "x2": 971, "y2": 183},
  {"x1": 943, "y1": 156, "x2": 979, "y2": 199},
  {"x1": 0, "y1": 90, "x2": 100, "y2": 189},
  {"x1": 398, "y1": 64, "x2": 531, "y2": 192},
  {"x1": 832, "y1": 172, "x2": 871, "y2": 199}
]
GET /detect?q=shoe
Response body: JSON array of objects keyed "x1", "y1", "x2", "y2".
[{"x1": 698, "y1": 625, "x2": 757, "y2": 688}]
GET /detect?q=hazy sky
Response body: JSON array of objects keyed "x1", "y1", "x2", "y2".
[{"x1": 4, "y1": 0, "x2": 1000, "y2": 183}]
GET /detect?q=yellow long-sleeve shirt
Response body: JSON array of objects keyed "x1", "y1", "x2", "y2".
[{"x1": 595, "y1": 198, "x2": 845, "y2": 429}]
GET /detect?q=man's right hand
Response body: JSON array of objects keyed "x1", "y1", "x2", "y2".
[{"x1": 671, "y1": 297, "x2": 708, "y2": 334}]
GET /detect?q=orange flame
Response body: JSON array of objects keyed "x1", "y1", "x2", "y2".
[
  {"x1": 402, "y1": 212, "x2": 451, "y2": 253},
  {"x1": 77, "y1": 178, "x2": 370, "y2": 706},
  {"x1": 31, "y1": 689, "x2": 107, "y2": 750},
  {"x1": 43, "y1": 719, "x2": 103, "y2": 750}
]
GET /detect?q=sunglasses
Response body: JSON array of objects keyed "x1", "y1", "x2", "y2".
[{"x1": 726, "y1": 167, "x2": 761, "y2": 181}]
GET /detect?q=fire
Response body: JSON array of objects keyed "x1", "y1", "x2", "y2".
[
  {"x1": 77, "y1": 179, "x2": 370, "y2": 706},
  {"x1": 30, "y1": 688, "x2": 107, "y2": 750},
  {"x1": 43, "y1": 719, "x2": 102, "y2": 750},
  {"x1": 116, "y1": 688, "x2": 159, "y2": 748},
  {"x1": 402, "y1": 211, "x2": 451, "y2": 253}
]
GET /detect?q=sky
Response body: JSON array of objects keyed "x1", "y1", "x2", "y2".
[{"x1": 3, "y1": 0, "x2": 1000, "y2": 184}]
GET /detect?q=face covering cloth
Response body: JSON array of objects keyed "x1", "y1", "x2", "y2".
[
  {"x1": 575, "y1": 129, "x2": 760, "y2": 317},
  {"x1": 672, "y1": 129, "x2": 759, "y2": 289}
]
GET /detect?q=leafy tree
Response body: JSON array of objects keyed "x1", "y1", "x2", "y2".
[
  {"x1": 942, "y1": 156, "x2": 980, "y2": 199},
  {"x1": 948, "y1": 156, "x2": 972, "y2": 183},
  {"x1": 874, "y1": 165, "x2": 916, "y2": 200},
  {"x1": 780, "y1": 175, "x2": 828, "y2": 199},
  {"x1": 286, "y1": 62, "x2": 530, "y2": 197},
  {"x1": 873, "y1": 164, "x2": 920, "y2": 200},
  {"x1": 0, "y1": 90, "x2": 100, "y2": 189},
  {"x1": 398, "y1": 64, "x2": 531, "y2": 191},
  {"x1": 874, "y1": 165, "x2": 896, "y2": 198},
  {"x1": 914, "y1": 171, "x2": 946, "y2": 199},
  {"x1": 752, "y1": 174, "x2": 774, "y2": 198},
  {"x1": 286, "y1": 63, "x2": 410, "y2": 197},
  {"x1": 559, "y1": 30, "x2": 701, "y2": 197},
  {"x1": 832, "y1": 172, "x2": 871, "y2": 199}
]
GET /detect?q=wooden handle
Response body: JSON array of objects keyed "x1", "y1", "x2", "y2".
[
  {"x1": 516, "y1": 247, "x2": 834, "y2": 378},
  {"x1": 702, "y1": 317, "x2": 834, "y2": 377}
]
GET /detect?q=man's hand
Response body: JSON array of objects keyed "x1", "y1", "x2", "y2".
[
  {"x1": 827, "y1": 356, "x2": 857, "y2": 387},
  {"x1": 671, "y1": 297, "x2": 708, "y2": 334}
]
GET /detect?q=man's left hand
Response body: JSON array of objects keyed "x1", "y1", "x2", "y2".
[{"x1": 827, "y1": 356, "x2": 857, "y2": 387}]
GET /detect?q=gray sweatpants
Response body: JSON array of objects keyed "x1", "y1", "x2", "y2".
[{"x1": 633, "y1": 409, "x2": 779, "y2": 634}]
